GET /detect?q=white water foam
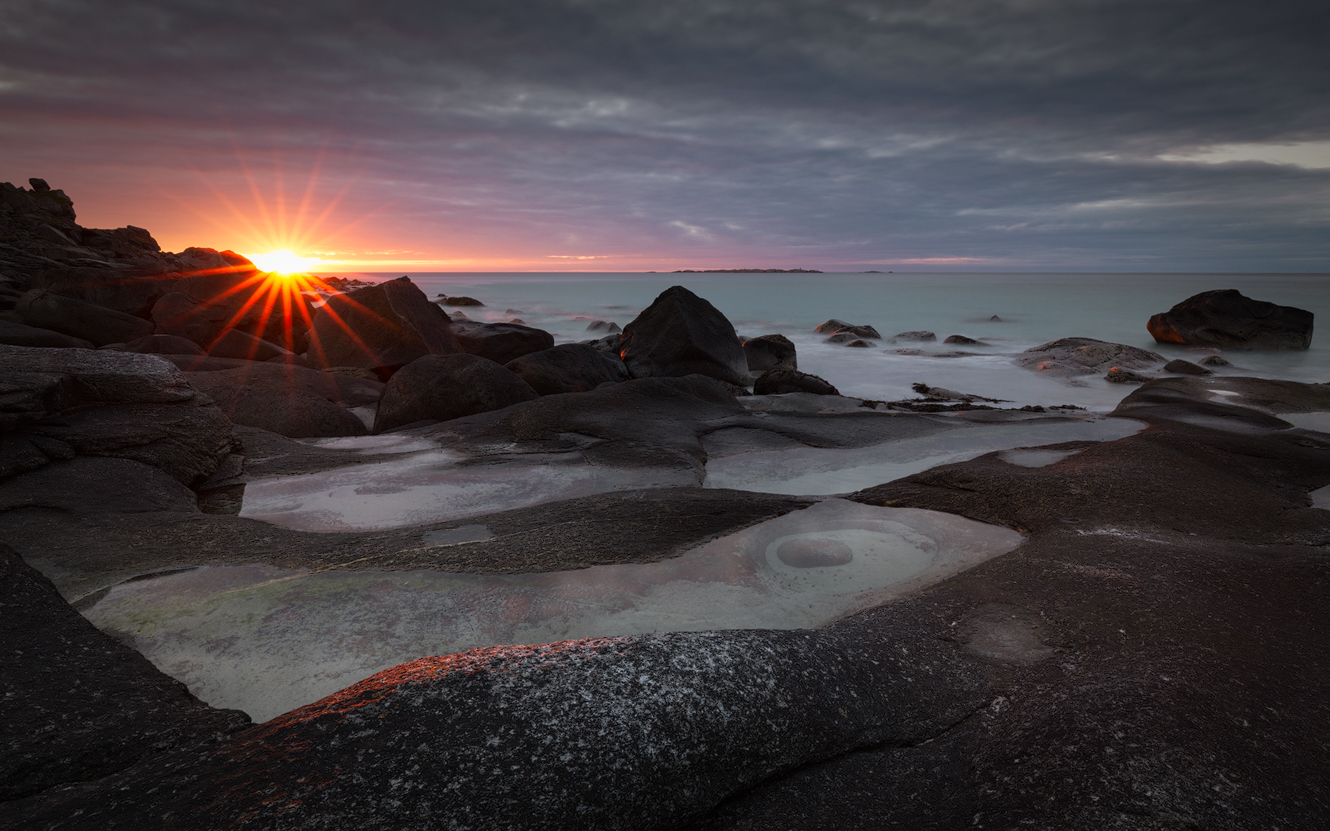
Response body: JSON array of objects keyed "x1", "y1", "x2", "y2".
[
  {"x1": 703, "y1": 417, "x2": 1143, "y2": 495},
  {"x1": 391, "y1": 271, "x2": 1330, "y2": 411}
]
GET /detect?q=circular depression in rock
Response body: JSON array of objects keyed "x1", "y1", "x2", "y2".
[
  {"x1": 776, "y1": 538, "x2": 854, "y2": 568},
  {"x1": 762, "y1": 526, "x2": 936, "y2": 595}
]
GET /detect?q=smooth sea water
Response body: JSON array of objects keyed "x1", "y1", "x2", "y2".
[{"x1": 347, "y1": 272, "x2": 1329, "y2": 410}]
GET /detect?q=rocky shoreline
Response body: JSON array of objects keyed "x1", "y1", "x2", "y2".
[{"x1": 3, "y1": 180, "x2": 1328, "y2": 829}]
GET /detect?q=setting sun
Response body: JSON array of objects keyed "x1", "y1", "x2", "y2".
[{"x1": 250, "y1": 249, "x2": 319, "y2": 274}]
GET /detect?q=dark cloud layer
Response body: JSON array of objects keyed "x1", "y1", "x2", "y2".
[{"x1": 2, "y1": 0, "x2": 1328, "y2": 269}]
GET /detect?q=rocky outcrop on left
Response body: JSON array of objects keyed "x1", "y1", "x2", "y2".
[
  {"x1": 1, "y1": 179, "x2": 261, "y2": 322},
  {"x1": 619, "y1": 286, "x2": 749, "y2": 385},
  {"x1": 1148, "y1": 289, "x2": 1314, "y2": 349},
  {"x1": 1016, "y1": 337, "x2": 1165, "y2": 377},
  {"x1": 0, "y1": 345, "x2": 237, "y2": 484}
]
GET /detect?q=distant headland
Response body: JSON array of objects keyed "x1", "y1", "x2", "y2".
[{"x1": 671, "y1": 268, "x2": 822, "y2": 273}]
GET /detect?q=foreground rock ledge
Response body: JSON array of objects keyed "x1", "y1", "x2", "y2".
[{"x1": 7, "y1": 631, "x2": 980, "y2": 830}]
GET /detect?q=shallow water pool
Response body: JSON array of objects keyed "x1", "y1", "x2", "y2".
[{"x1": 84, "y1": 500, "x2": 1022, "y2": 721}]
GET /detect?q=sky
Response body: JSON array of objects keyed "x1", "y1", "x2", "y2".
[{"x1": 2, "y1": 0, "x2": 1328, "y2": 272}]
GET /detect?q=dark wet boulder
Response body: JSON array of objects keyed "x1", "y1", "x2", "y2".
[
  {"x1": 121, "y1": 334, "x2": 206, "y2": 356},
  {"x1": 200, "y1": 329, "x2": 293, "y2": 362},
  {"x1": 1016, "y1": 337, "x2": 1164, "y2": 377},
  {"x1": 824, "y1": 332, "x2": 857, "y2": 344},
  {"x1": 0, "y1": 544, "x2": 250, "y2": 804},
  {"x1": 754, "y1": 368, "x2": 840, "y2": 396},
  {"x1": 943, "y1": 334, "x2": 985, "y2": 345},
  {"x1": 1148, "y1": 289, "x2": 1313, "y2": 350},
  {"x1": 1105, "y1": 366, "x2": 1152, "y2": 384},
  {"x1": 891, "y1": 331, "x2": 936, "y2": 342},
  {"x1": 148, "y1": 253, "x2": 311, "y2": 350},
  {"x1": 374, "y1": 353, "x2": 538, "y2": 432},
  {"x1": 1200, "y1": 354, "x2": 1231, "y2": 367},
  {"x1": 742, "y1": 334, "x2": 797, "y2": 373},
  {"x1": 0, "y1": 319, "x2": 92, "y2": 349},
  {"x1": 846, "y1": 339, "x2": 874, "y2": 348},
  {"x1": 586, "y1": 333, "x2": 622, "y2": 354},
  {"x1": 31, "y1": 400, "x2": 236, "y2": 485},
  {"x1": 186, "y1": 363, "x2": 383, "y2": 409},
  {"x1": 438, "y1": 295, "x2": 484, "y2": 306},
  {"x1": 0, "y1": 456, "x2": 201, "y2": 515},
  {"x1": 1163, "y1": 358, "x2": 1212, "y2": 376},
  {"x1": 452, "y1": 321, "x2": 556, "y2": 365},
  {"x1": 0, "y1": 346, "x2": 236, "y2": 484},
  {"x1": 505, "y1": 343, "x2": 630, "y2": 395},
  {"x1": 307, "y1": 276, "x2": 459, "y2": 377},
  {"x1": 816, "y1": 319, "x2": 881, "y2": 339},
  {"x1": 585, "y1": 320, "x2": 621, "y2": 333},
  {"x1": 16, "y1": 289, "x2": 154, "y2": 347},
  {"x1": 429, "y1": 375, "x2": 743, "y2": 476},
  {"x1": 187, "y1": 376, "x2": 367, "y2": 438},
  {"x1": 149, "y1": 291, "x2": 227, "y2": 346},
  {"x1": 619, "y1": 286, "x2": 748, "y2": 385}
]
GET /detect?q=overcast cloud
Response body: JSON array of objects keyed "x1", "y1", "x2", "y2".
[{"x1": 2, "y1": 0, "x2": 1327, "y2": 270}]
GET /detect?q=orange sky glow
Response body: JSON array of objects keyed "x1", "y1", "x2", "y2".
[{"x1": 12, "y1": 153, "x2": 991, "y2": 274}]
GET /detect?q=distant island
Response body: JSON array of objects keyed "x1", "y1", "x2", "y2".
[{"x1": 671, "y1": 268, "x2": 822, "y2": 273}]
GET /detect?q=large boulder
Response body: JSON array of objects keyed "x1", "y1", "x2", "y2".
[
  {"x1": 815, "y1": 320, "x2": 881, "y2": 340},
  {"x1": 452, "y1": 321, "x2": 556, "y2": 365},
  {"x1": 16, "y1": 289, "x2": 154, "y2": 346},
  {"x1": 1147, "y1": 289, "x2": 1314, "y2": 350},
  {"x1": 150, "y1": 291, "x2": 229, "y2": 346},
  {"x1": 1015, "y1": 337, "x2": 1165, "y2": 377},
  {"x1": 374, "y1": 353, "x2": 538, "y2": 432},
  {"x1": 186, "y1": 379, "x2": 367, "y2": 438},
  {"x1": 0, "y1": 544, "x2": 250, "y2": 804},
  {"x1": 741, "y1": 334, "x2": 797, "y2": 373},
  {"x1": 184, "y1": 363, "x2": 383, "y2": 408},
  {"x1": 148, "y1": 253, "x2": 314, "y2": 352},
  {"x1": 121, "y1": 334, "x2": 206, "y2": 356},
  {"x1": 29, "y1": 401, "x2": 236, "y2": 485},
  {"x1": 307, "y1": 277, "x2": 459, "y2": 377},
  {"x1": 203, "y1": 329, "x2": 294, "y2": 362},
  {"x1": 505, "y1": 343, "x2": 630, "y2": 395},
  {"x1": 0, "y1": 320, "x2": 92, "y2": 349},
  {"x1": 0, "y1": 346, "x2": 236, "y2": 484},
  {"x1": 753, "y1": 368, "x2": 840, "y2": 396},
  {"x1": 619, "y1": 286, "x2": 748, "y2": 385}
]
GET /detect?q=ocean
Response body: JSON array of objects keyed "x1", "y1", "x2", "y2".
[{"x1": 348, "y1": 271, "x2": 1329, "y2": 411}]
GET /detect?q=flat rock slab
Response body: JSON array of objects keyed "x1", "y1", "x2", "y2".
[{"x1": 2, "y1": 484, "x2": 815, "y2": 602}]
